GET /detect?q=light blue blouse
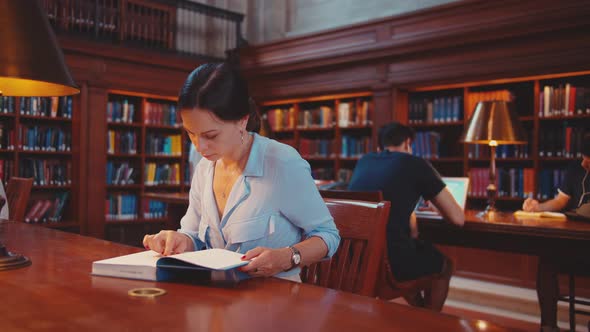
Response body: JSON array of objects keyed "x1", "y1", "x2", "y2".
[{"x1": 178, "y1": 133, "x2": 340, "y2": 279}]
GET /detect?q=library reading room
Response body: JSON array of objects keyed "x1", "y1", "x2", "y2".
[{"x1": 1, "y1": 1, "x2": 590, "y2": 331}]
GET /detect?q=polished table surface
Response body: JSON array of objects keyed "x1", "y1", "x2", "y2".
[
  {"x1": 0, "y1": 222, "x2": 515, "y2": 332},
  {"x1": 418, "y1": 210, "x2": 590, "y2": 256}
]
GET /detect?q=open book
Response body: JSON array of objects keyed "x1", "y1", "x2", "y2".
[
  {"x1": 92, "y1": 249, "x2": 249, "y2": 281},
  {"x1": 513, "y1": 210, "x2": 567, "y2": 221}
]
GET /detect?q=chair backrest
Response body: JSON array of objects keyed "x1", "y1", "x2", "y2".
[
  {"x1": 301, "y1": 198, "x2": 390, "y2": 297},
  {"x1": 6, "y1": 177, "x2": 34, "y2": 222},
  {"x1": 319, "y1": 190, "x2": 383, "y2": 202}
]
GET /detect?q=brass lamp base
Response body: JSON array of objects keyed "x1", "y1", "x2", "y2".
[{"x1": 0, "y1": 244, "x2": 31, "y2": 271}]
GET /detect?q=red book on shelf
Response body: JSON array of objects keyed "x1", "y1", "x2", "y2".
[
  {"x1": 25, "y1": 200, "x2": 44, "y2": 223},
  {"x1": 33, "y1": 200, "x2": 53, "y2": 222}
]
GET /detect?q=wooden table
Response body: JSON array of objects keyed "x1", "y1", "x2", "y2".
[
  {"x1": 418, "y1": 210, "x2": 590, "y2": 327},
  {"x1": 417, "y1": 210, "x2": 590, "y2": 257},
  {"x1": 0, "y1": 222, "x2": 513, "y2": 332}
]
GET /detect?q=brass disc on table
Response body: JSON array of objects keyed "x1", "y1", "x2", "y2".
[{"x1": 128, "y1": 287, "x2": 167, "y2": 298}]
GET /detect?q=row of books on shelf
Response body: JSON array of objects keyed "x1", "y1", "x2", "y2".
[
  {"x1": 144, "y1": 102, "x2": 179, "y2": 126},
  {"x1": 298, "y1": 107, "x2": 334, "y2": 128},
  {"x1": 0, "y1": 160, "x2": 14, "y2": 184},
  {"x1": 106, "y1": 162, "x2": 136, "y2": 186},
  {"x1": 468, "y1": 168, "x2": 535, "y2": 198},
  {"x1": 341, "y1": 136, "x2": 372, "y2": 158},
  {"x1": 144, "y1": 200, "x2": 168, "y2": 219},
  {"x1": 311, "y1": 168, "x2": 334, "y2": 181},
  {"x1": 144, "y1": 163, "x2": 181, "y2": 186},
  {"x1": 337, "y1": 100, "x2": 371, "y2": 127},
  {"x1": 0, "y1": 124, "x2": 14, "y2": 150},
  {"x1": 539, "y1": 84, "x2": 590, "y2": 118},
  {"x1": 105, "y1": 195, "x2": 170, "y2": 221},
  {"x1": 412, "y1": 131, "x2": 442, "y2": 159},
  {"x1": 19, "y1": 96, "x2": 73, "y2": 118},
  {"x1": 19, "y1": 159, "x2": 72, "y2": 186},
  {"x1": 265, "y1": 107, "x2": 295, "y2": 131},
  {"x1": 0, "y1": 96, "x2": 15, "y2": 114},
  {"x1": 537, "y1": 169, "x2": 566, "y2": 200},
  {"x1": 299, "y1": 139, "x2": 334, "y2": 158},
  {"x1": 408, "y1": 96, "x2": 462, "y2": 124},
  {"x1": 19, "y1": 126, "x2": 71, "y2": 152},
  {"x1": 145, "y1": 134, "x2": 182, "y2": 156},
  {"x1": 467, "y1": 144, "x2": 530, "y2": 159},
  {"x1": 24, "y1": 192, "x2": 69, "y2": 224},
  {"x1": 107, "y1": 99, "x2": 137, "y2": 124},
  {"x1": 538, "y1": 126, "x2": 588, "y2": 158},
  {"x1": 106, "y1": 194, "x2": 138, "y2": 220},
  {"x1": 107, "y1": 130, "x2": 138, "y2": 154}
]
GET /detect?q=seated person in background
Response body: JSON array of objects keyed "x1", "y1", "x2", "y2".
[
  {"x1": 143, "y1": 61, "x2": 340, "y2": 282},
  {"x1": 348, "y1": 122, "x2": 464, "y2": 311},
  {"x1": 522, "y1": 133, "x2": 589, "y2": 332},
  {"x1": 0, "y1": 180, "x2": 8, "y2": 221},
  {"x1": 523, "y1": 132, "x2": 590, "y2": 213}
]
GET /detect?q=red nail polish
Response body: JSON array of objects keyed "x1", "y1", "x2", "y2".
[{"x1": 241, "y1": 255, "x2": 246, "y2": 259}]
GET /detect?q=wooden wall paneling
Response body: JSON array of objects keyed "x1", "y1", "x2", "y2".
[
  {"x1": 248, "y1": 64, "x2": 380, "y2": 101},
  {"x1": 387, "y1": 28, "x2": 590, "y2": 89},
  {"x1": 241, "y1": 0, "x2": 590, "y2": 76},
  {"x1": 86, "y1": 87, "x2": 109, "y2": 238},
  {"x1": 73, "y1": 82, "x2": 89, "y2": 234}
]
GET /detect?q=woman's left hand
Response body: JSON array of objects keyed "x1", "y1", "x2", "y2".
[{"x1": 239, "y1": 246, "x2": 292, "y2": 277}]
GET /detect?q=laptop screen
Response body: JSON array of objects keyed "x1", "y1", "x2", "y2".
[{"x1": 415, "y1": 177, "x2": 469, "y2": 215}]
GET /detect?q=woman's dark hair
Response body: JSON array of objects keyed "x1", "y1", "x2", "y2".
[
  {"x1": 178, "y1": 62, "x2": 260, "y2": 133},
  {"x1": 378, "y1": 122, "x2": 415, "y2": 150}
]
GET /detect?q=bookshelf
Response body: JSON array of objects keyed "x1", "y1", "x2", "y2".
[
  {"x1": 403, "y1": 71, "x2": 590, "y2": 210},
  {"x1": 103, "y1": 91, "x2": 189, "y2": 246},
  {"x1": 0, "y1": 95, "x2": 79, "y2": 230},
  {"x1": 261, "y1": 92, "x2": 374, "y2": 183}
]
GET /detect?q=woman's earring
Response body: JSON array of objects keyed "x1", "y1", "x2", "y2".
[{"x1": 240, "y1": 130, "x2": 244, "y2": 144}]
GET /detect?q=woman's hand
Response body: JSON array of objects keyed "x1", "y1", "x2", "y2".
[
  {"x1": 142, "y1": 230, "x2": 194, "y2": 256},
  {"x1": 522, "y1": 197, "x2": 540, "y2": 212},
  {"x1": 239, "y1": 247, "x2": 293, "y2": 277}
]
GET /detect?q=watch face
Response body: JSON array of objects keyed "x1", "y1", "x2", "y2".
[{"x1": 293, "y1": 254, "x2": 301, "y2": 265}]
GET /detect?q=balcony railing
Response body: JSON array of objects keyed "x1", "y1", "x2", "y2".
[{"x1": 42, "y1": 0, "x2": 245, "y2": 60}]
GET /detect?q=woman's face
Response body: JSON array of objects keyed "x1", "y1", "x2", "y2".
[{"x1": 181, "y1": 107, "x2": 246, "y2": 162}]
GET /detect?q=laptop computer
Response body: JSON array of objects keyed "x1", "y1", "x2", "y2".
[{"x1": 414, "y1": 177, "x2": 470, "y2": 219}]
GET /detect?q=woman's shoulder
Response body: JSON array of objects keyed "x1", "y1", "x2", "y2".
[{"x1": 260, "y1": 136, "x2": 302, "y2": 164}]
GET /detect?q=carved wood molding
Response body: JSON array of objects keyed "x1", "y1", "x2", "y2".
[{"x1": 240, "y1": 0, "x2": 590, "y2": 78}]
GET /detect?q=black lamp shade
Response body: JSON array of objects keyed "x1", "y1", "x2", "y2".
[
  {"x1": 461, "y1": 100, "x2": 527, "y2": 145},
  {"x1": 0, "y1": 0, "x2": 79, "y2": 96}
]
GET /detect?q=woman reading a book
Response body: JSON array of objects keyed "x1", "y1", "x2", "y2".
[{"x1": 143, "y1": 61, "x2": 340, "y2": 282}]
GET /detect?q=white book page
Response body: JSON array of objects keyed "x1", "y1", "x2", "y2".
[
  {"x1": 94, "y1": 250, "x2": 162, "y2": 267},
  {"x1": 169, "y1": 249, "x2": 248, "y2": 270}
]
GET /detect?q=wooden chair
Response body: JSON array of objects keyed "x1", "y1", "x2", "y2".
[
  {"x1": 559, "y1": 270, "x2": 590, "y2": 332},
  {"x1": 301, "y1": 198, "x2": 390, "y2": 297},
  {"x1": 6, "y1": 177, "x2": 34, "y2": 222},
  {"x1": 319, "y1": 190, "x2": 383, "y2": 202},
  {"x1": 318, "y1": 189, "x2": 440, "y2": 305}
]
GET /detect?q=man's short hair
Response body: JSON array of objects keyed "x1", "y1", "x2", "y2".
[{"x1": 378, "y1": 122, "x2": 415, "y2": 150}]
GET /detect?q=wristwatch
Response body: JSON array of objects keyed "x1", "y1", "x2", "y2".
[{"x1": 286, "y1": 246, "x2": 301, "y2": 271}]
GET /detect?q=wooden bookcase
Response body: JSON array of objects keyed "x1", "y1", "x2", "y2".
[
  {"x1": 0, "y1": 95, "x2": 81, "y2": 231},
  {"x1": 260, "y1": 92, "x2": 374, "y2": 183},
  {"x1": 103, "y1": 90, "x2": 190, "y2": 246},
  {"x1": 400, "y1": 71, "x2": 590, "y2": 211}
]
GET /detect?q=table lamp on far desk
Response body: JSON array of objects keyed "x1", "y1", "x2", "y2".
[
  {"x1": 0, "y1": 0, "x2": 80, "y2": 270},
  {"x1": 460, "y1": 100, "x2": 527, "y2": 216}
]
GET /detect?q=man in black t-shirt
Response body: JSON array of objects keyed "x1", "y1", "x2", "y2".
[
  {"x1": 348, "y1": 122, "x2": 464, "y2": 311},
  {"x1": 522, "y1": 133, "x2": 590, "y2": 332}
]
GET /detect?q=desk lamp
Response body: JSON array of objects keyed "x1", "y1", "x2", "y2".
[
  {"x1": 0, "y1": 0, "x2": 80, "y2": 270},
  {"x1": 460, "y1": 100, "x2": 526, "y2": 216}
]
